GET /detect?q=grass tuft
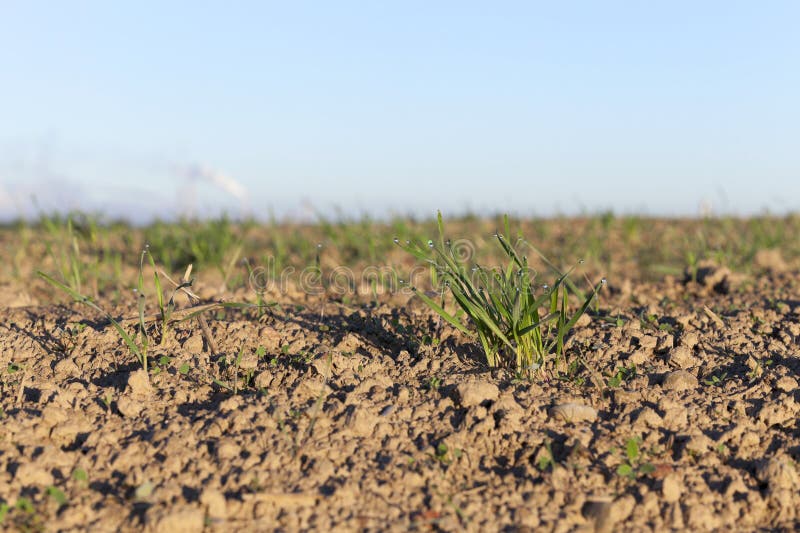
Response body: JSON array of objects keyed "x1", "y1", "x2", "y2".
[{"x1": 399, "y1": 212, "x2": 604, "y2": 375}]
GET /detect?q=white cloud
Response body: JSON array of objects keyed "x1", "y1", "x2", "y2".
[{"x1": 175, "y1": 164, "x2": 248, "y2": 202}]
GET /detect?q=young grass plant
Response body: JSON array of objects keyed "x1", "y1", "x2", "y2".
[
  {"x1": 399, "y1": 212, "x2": 604, "y2": 376},
  {"x1": 40, "y1": 214, "x2": 86, "y2": 296},
  {"x1": 38, "y1": 270, "x2": 150, "y2": 372},
  {"x1": 38, "y1": 247, "x2": 250, "y2": 375}
]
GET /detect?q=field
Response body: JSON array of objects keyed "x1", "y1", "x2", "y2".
[{"x1": 1, "y1": 213, "x2": 799, "y2": 532}]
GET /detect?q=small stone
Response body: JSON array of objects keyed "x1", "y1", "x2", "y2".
[
  {"x1": 455, "y1": 381, "x2": 500, "y2": 408},
  {"x1": 201, "y1": 488, "x2": 228, "y2": 519},
  {"x1": 667, "y1": 346, "x2": 696, "y2": 369},
  {"x1": 549, "y1": 402, "x2": 598, "y2": 423},
  {"x1": 127, "y1": 369, "x2": 152, "y2": 398},
  {"x1": 152, "y1": 506, "x2": 205, "y2": 533},
  {"x1": 662, "y1": 370, "x2": 697, "y2": 391},
  {"x1": 182, "y1": 334, "x2": 204, "y2": 354}
]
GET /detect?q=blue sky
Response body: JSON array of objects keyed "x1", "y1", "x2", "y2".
[{"x1": 1, "y1": 1, "x2": 798, "y2": 222}]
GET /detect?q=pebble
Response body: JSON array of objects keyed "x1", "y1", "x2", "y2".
[
  {"x1": 662, "y1": 370, "x2": 697, "y2": 391},
  {"x1": 455, "y1": 381, "x2": 500, "y2": 408},
  {"x1": 549, "y1": 402, "x2": 598, "y2": 423}
]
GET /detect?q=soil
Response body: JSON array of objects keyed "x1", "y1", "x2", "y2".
[{"x1": 1, "y1": 218, "x2": 800, "y2": 532}]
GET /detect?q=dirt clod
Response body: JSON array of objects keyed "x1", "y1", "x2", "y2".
[
  {"x1": 666, "y1": 345, "x2": 696, "y2": 369},
  {"x1": 127, "y1": 369, "x2": 152, "y2": 398},
  {"x1": 116, "y1": 396, "x2": 144, "y2": 418},
  {"x1": 182, "y1": 334, "x2": 204, "y2": 354},
  {"x1": 661, "y1": 473, "x2": 683, "y2": 503},
  {"x1": 455, "y1": 380, "x2": 500, "y2": 408},
  {"x1": 151, "y1": 506, "x2": 205, "y2": 533},
  {"x1": 200, "y1": 488, "x2": 228, "y2": 519},
  {"x1": 757, "y1": 455, "x2": 800, "y2": 492},
  {"x1": 662, "y1": 370, "x2": 698, "y2": 391},
  {"x1": 549, "y1": 402, "x2": 598, "y2": 423}
]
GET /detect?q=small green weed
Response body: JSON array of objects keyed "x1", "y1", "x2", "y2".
[
  {"x1": 425, "y1": 376, "x2": 442, "y2": 391},
  {"x1": 431, "y1": 442, "x2": 462, "y2": 465},
  {"x1": 703, "y1": 372, "x2": 728, "y2": 387},
  {"x1": 72, "y1": 467, "x2": 89, "y2": 486},
  {"x1": 616, "y1": 437, "x2": 655, "y2": 480},
  {"x1": 607, "y1": 364, "x2": 637, "y2": 388},
  {"x1": 536, "y1": 441, "x2": 557, "y2": 471},
  {"x1": 46, "y1": 485, "x2": 67, "y2": 507}
]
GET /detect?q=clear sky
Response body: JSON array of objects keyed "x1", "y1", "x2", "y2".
[{"x1": 1, "y1": 1, "x2": 798, "y2": 222}]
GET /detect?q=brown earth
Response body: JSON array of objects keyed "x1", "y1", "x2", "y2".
[{"x1": 1, "y1": 218, "x2": 800, "y2": 531}]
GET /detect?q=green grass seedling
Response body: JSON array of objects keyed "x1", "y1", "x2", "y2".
[
  {"x1": 399, "y1": 212, "x2": 604, "y2": 375},
  {"x1": 38, "y1": 249, "x2": 253, "y2": 375},
  {"x1": 38, "y1": 271, "x2": 150, "y2": 372}
]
